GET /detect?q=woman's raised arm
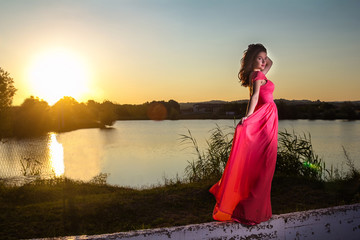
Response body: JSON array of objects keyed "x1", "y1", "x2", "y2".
[{"x1": 261, "y1": 56, "x2": 273, "y2": 75}]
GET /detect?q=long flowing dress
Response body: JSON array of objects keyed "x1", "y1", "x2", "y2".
[{"x1": 209, "y1": 70, "x2": 278, "y2": 225}]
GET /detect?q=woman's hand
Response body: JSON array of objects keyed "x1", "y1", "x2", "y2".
[
  {"x1": 262, "y1": 56, "x2": 273, "y2": 75},
  {"x1": 239, "y1": 116, "x2": 248, "y2": 125}
]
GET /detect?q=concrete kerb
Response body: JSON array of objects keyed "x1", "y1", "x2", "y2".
[{"x1": 32, "y1": 203, "x2": 360, "y2": 240}]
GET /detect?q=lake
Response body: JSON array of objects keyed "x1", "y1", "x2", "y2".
[{"x1": 1, "y1": 119, "x2": 359, "y2": 189}]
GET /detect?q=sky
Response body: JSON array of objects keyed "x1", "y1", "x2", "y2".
[{"x1": 1, "y1": 0, "x2": 359, "y2": 105}]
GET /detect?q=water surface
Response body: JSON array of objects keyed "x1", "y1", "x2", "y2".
[{"x1": 1, "y1": 119, "x2": 359, "y2": 188}]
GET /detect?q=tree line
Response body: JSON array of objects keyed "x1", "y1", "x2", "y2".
[
  {"x1": 1, "y1": 66, "x2": 359, "y2": 138},
  {"x1": 0, "y1": 67, "x2": 181, "y2": 138},
  {"x1": 195, "y1": 99, "x2": 360, "y2": 120},
  {"x1": 275, "y1": 99, "x2": 359, "y2": 120},
  {"x1": 1, "y1": 96, "x2": 181, "y2": 138}
]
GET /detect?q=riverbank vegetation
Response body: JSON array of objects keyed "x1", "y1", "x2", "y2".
[
  {"x1": 1, "y1": 96, "x2": 182, "y2": 138},
  {"x1": 179, "y1": 125, "x2": 354, "y2": 183},
  {"x1": 1, "y1": 166, "x2": 359, "y2": 239},
  {"x1": 0, "y1": 95, "x2": 182, "y2": 138},
  {"x1": 1, "y1": 173, "x2": 359, "y2": 240},
  {"x1": 4, "y1": 98, "x2": 360, "y2": 137},
  {"x1": 1, "y1": 126, "x2": 359, "y2": 239},
  {"x1": 1, "y1": 66, "x2": 359, "y2": 139},
  {"x1": 2, "y1": 96, "x2": 359, "y2": 138},
  {"x1": 1, "y1": 66, "x2": 182, "y2": 138}
]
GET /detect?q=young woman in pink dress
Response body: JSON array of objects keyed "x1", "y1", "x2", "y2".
[{"x1": 209, "y1": 43, "x2": 278, "y2": 226}]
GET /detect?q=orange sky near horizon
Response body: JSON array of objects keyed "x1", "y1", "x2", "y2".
[{"x1": 1, "y1": 0, "x2": 359, "y2": 106}]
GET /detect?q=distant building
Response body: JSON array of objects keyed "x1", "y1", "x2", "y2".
[
  {"x1": 193, "y1": 103, "x2": 223, "y2": 113},
  {"x1": 226, "y1": 111, "x2": 235, "y2": 116}
]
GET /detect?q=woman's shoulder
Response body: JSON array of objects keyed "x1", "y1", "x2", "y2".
[{"x1": 251, "y1": 71, "x2": 267, "y2": 81}]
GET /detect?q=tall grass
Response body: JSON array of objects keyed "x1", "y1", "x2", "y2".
[
  {"x1": 179, "y1": 124, "x2": 235, "y2": 182},
  {"x1": 180, "y1": 124, "x2": 360, "y2": 183},
  {"x1": 339, "y1": 145, "x2": 359, "y2": 180},
  {"x1": 276, "y1": 129, "x2": 323, "y2": 180}
]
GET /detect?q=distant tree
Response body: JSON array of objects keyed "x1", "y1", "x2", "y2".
[
  {"x1": 339, "y1": 101, "x2": 357, "y2": 119},
  {"x1": 147, "y1": 101, "x2": 168, "y2": 120},
  {"x1": 51, "y1": 96, "x2": 81, "y2": 131},
  {"x1": 0, "y1": 67, "x2": 17, "y2": 137},
  {"x1": 167, "y1": 99, "x2": 180, "y2": 120},
  {"x1": 0, "y1": 67, "x2": 17, "y2": 110},
  {"x1": 99, "y1": 100, "x2": 117, "y2": 126},
  {"x1": 13, "y1": 96, "x2": 51, "y2": 137},
  {"x1": 168, "y1": 99, "x2": 180, "y2": 112},
  {"x1": 319, "y1": 102, "x2": 336, "y2": 119},
  {"x1": 307, "y1": 105, "x2": 318, "y2": 119},
  {"x1": 86, "y1": 99, "x2": 101, "y2": 120},
  {"x1": 276, "y1": 99, "x2": 289, "y2": 119}
]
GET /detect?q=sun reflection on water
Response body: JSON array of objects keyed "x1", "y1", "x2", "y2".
[{"x1": 49, "y1": 133, "x2": 64, "y2": 176}]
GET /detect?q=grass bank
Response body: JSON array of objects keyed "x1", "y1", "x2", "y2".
[
  {"x1": 1, "y1": 172, "x2": 360, "y2": 240},
  {"x1": 1, "y1": 126, "x2": 360, "y2": 239}
]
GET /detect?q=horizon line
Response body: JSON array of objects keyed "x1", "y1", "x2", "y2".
[{"x1": 11, "y1": 97, "x2": 360, "y2": 107}]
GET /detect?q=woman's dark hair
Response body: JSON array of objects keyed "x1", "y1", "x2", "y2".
[{"x1": 238, "y1": 43, "x2": 267, "y2": 88}]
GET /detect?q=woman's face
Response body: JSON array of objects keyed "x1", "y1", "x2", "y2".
[{"x1": 253, "y1": 51, "x2": 267, "y2": 71}]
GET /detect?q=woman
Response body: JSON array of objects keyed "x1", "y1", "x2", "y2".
[{"x1": 209, "y1": 43, "x2": 278, "y2": 226}]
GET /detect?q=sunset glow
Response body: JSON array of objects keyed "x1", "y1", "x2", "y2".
[
  {"x1": 1, "y1": 0, "x2": 360, "y2": 105},
  {"x1": 28, "y1": 48, "x2": 90, "y2": 105}
]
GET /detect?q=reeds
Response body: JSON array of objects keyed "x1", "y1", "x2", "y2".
[
  {"x1": 277, "y1": 129, "x2": 322, "y2": 180},
  {"x1": 324, "y1": 145, "x2": 360, "y2": 181},
  {"x1": 179, "y1": 123, "x2": 235, "y2": 182},
  {"x1": 180, "y1": 124, "x2": 359, "y2": 183}
]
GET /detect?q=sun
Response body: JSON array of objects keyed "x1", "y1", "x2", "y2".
[{"x1": 28, "y1": 48, "x2": 90, "y2": 105}]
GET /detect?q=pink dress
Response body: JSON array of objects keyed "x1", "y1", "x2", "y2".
[{"x1": 209, "y1": 71, "x2": 278, "y2": 225}]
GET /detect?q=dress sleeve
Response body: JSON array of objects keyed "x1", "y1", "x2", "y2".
[{"x1": 252, "y1": 71, "x2": 266, "y2": 82}]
